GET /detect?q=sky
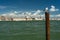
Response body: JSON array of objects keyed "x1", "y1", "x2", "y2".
[{"x1": 0, "y1": 0, "x2": 60, "y2": 17}]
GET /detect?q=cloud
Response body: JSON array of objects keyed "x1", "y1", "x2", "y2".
[
  {"x1": 1, "y1": 11, "x2": 29, "y2": 18},
  {"x1": 1, "y1": 13, "x2": 17, "y2": 17},
  {"x1": 1, "y1": 10, "x2": 42, "y2": 18},
  {"x1": 50, "y1": 15, "x2": 55, "y2": 17},
  {"x1": 1, "y1": 11, "x2": 19, "y2": 17},
  {"x1": 1, "y1": 9, "x2": 60, "y2": 18},
  {"x1": 1, "y1": 14, "x2": 7, "y2": 16},
  {"x1": 33, "y1": 10, "x2": 42, "y2": 15},
  {"x1": 50, "y1": 14, "x2": 60, "y2": 18},
  {"x1": 50, "y1": 5, "x2": 59, "y2": 12},
  {"x1": 25, "y1": 12, "x2": 31, "y2": 15},
  {"x1": 14, "y1": 11, "x2": 18, "y2": 13},
  {"x1": 56, "y1": 14, "x2": 60, "y2": 17},
  {"x1": 0, "y1": 5, "x2": 7, "y2": 9}
]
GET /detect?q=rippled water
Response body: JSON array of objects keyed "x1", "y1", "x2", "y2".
[{"x1": 0, "y1": 21, "x2": 60, "y2": 40}]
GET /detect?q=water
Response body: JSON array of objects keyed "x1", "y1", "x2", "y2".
[
  {"x1": 0, "y1": 21, "x2": 60, "y2": 40},
  {"x1": 50, "y1": 20, "x2": 60, "y2": 40}
]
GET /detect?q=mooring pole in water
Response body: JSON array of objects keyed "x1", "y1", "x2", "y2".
[{"x1": 45, "y1": 9, "x2": 50, "y2": 40}]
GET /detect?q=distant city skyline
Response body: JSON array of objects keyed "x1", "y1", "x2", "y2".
[{"x1": 0, "y1": 0, "x2": 60, "y2": 17}]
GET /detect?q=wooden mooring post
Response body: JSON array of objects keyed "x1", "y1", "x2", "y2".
[{"x1": 45, "y1": 11, "x2": 50, "y2": 40}]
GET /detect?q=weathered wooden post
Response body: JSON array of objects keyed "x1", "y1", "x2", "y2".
[{"x1": 45, "y1": 8, "x2": 50, "y2": 40}]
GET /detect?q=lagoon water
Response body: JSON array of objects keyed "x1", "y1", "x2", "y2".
[{"x1": 0, "y1": 21, "x2": 60, "y2": 40}]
